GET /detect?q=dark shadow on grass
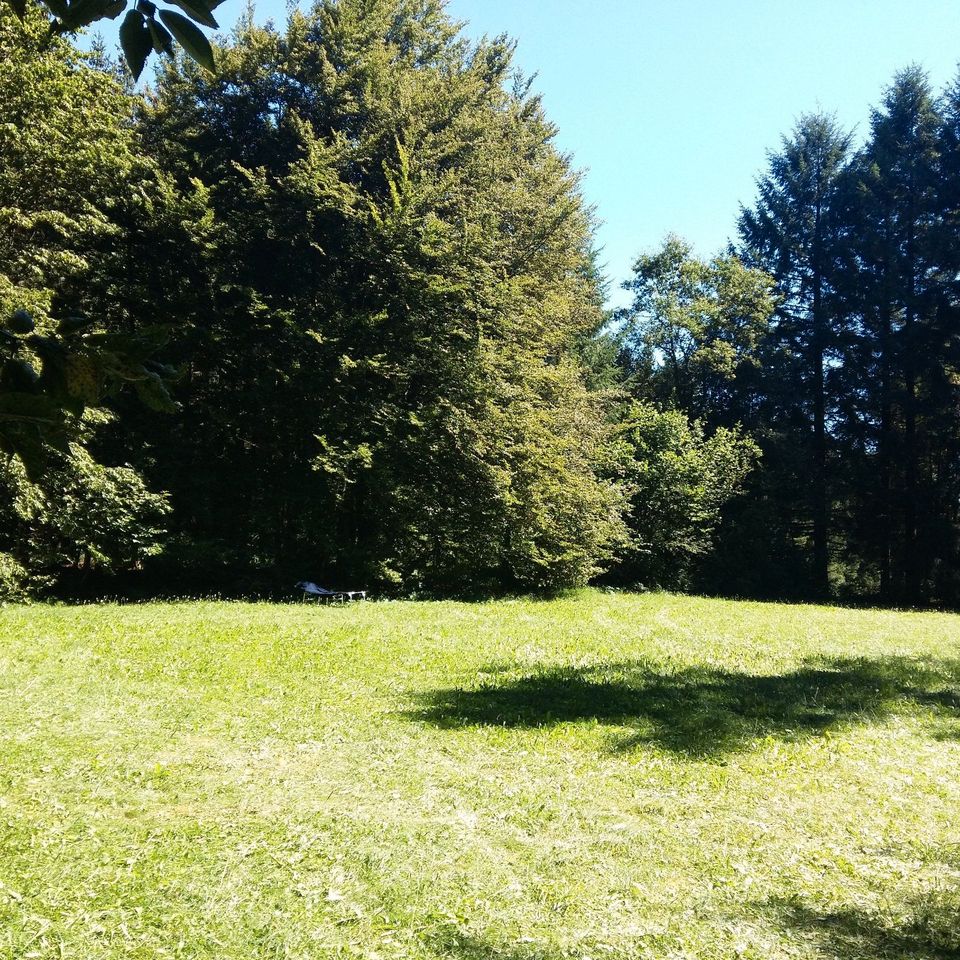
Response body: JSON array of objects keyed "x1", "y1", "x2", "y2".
[
  {"x1": 408, "y1": 656, "x2": 960, "y2": 757},
  {"x1": 771, "y1": 898, "x2": 960, "y2": 959},
  {"x1": 425, "y1": 930, "x2": 569, "y2": 960}
]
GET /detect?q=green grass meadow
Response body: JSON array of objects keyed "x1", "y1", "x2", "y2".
[{"x1": 1, "y1": 592, "x2": 959, "y2": 959}]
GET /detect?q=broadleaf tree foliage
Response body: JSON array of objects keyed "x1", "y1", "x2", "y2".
[
  {"x1": 126, "y1": 0, "x2": 631, "y2": 593},
  {"x1": 0, "y1": 5, "x2": 203, "y2": 584},
  {"x1": 612, "y1": 402, "x2": 759, "y2": 590},
  {"x1": 0, "y1": 6, "x2": 186, "y2": 478},
  {"x1": 612, "y1": 241, "x2": 773, "y2": 590},
  {"x1": 7, "y1": 0, "x2": 957, "y2": 605},
  {"x1": 0, "y1": 0, "x2": 213, "y2": 480}
]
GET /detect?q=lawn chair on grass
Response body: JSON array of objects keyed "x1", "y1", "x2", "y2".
[{"x1": 296, "y1": 581, "x2": 367, "y2": 603}]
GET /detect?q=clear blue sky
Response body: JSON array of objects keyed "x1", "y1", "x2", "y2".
[
  {"x1": 99, "y1": 0, "x2": 960, "y2": 305},
  {"x1": 442, "y1": 1, "x2": 960, "y2": 305}
]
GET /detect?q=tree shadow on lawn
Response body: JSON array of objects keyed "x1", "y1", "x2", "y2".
[
  {"x1": 420, "y1": 894, "x2": 960, "y2": 959},
  {"x1": 425, "y1": 930, "x2": 568, "y2": 960},
  {"x1": 408, "y1": 656, "x2": 960, "y2": 757},
  {"x1": 770, "y1": 896, "x2": 960, "y2": 959}
]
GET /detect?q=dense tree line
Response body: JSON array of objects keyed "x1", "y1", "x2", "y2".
[
  {"x1": 2, "y1": 0, "x2": 957, "y2": 605},
  {"x1": 0, "y1": 0, "x2": 755, "y2": 597},
  {"x1": 742, "y1": 69, "x2": 960, "y2": 606},
  {"x1": 619, "y1": 69, "x2": 960, "y2": 606}
]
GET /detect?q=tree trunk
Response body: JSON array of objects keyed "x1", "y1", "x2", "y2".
[
  {"x1": 903, "y1": 225, "x2": 920, "y2": 603},
  {"x1": 878, "y1": 300, "x2": 893, "y2": 601},
  {"x1": 811, "y1": 193, "x2": 830, "y2": 596}
]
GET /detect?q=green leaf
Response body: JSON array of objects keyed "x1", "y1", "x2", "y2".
[
  {"x1": 0, "y1": 392, "x2": 64, "y2": 423},
  {"x1": 64, "y1": 354, "x2": 102, "y2": 406},
  {"x1": 1, "y1": 359, "x2": 40, "y2": 392},
  {"x1": 167, "y1": 0, "x2": 218, "y2": 29},
  {"x1": 3, "y1": 426, "x2": 49, "y2": 483},
  {"x1": 142, "y1": 359, "x2": 182, "y2": 380},
  {"x1": 43, "y1": 0, "x2": 70, "y2": 18},
  {"x1": 103, "y1": 0, "x2": 126, "y2": 19},
  {"x1": 119, "y1": 9, "x2": 152, "y2": 80},
  {"x1": 158, "y1": 9, "x2": 214, "y2": 72},
  {"x1": 60, "y1": 0, "x2": 103, "y2": 28},
  {"x1": 85, "y1": 326, "x2": 172, "y2": 364},
  {"x1": 8, "y1": 309, "x2": 35, "y2": 335},
  {"x1": 26, "y1": 336, "x2": 68, "y2": 369},
  {"x1": 148, "y1": 18, "x2": 174, "y2": 55},
  {"x1": 134, "y1": 372, "x2": 179, "y2": 413},
  {"x1": 57, "y1": 314, "x2": 96, "y2": 335}
]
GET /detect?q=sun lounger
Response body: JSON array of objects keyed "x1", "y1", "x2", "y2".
[{"x1": 296, "y1": 581, "x2": 367, "y2": 601}]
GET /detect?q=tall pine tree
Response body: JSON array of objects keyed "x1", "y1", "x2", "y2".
[
  {"x1": 738, "y1": 114, "x2": 852, "y2": 595},
  {"x1": 847, "y1": 68, "x2": 943, "y2": 602}
]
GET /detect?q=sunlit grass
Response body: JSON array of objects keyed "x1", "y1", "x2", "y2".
[{"x1": 1, "y1": 591, "x2": 958, "y2": 958}]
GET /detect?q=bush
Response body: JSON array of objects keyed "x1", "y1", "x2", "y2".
[
  {"x1": 0, "y1": 551, "x2": 32, "y2": 602},
  {"x1": 0, "y1": 445, "x2": 171, "y2": 594},
  {"x1": 612, "y1": 402, "x2": 759, "y2": 588}
]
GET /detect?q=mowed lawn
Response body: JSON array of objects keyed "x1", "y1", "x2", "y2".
[{"x1": 1, "y1": 593, "x2": 959, "y2": 960}]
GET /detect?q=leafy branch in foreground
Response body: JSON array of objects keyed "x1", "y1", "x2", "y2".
[
  {"x1": 0, "y1": 307, "x2": 178, "y2": 480},
  {"x1": 4, "y1": 0, "x2": 219, "y2": 78},
  {"x1": 0, "y1": 3, "x2": 189, "y2": 480}
]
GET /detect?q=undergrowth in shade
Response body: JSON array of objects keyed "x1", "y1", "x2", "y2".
[{"x1": 1, "y1": 591, "x2": 959, "y2": 958}]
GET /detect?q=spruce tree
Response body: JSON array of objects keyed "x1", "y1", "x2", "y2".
[
  {"x1": 738, "y1": 113, "x2": 852, "y2": 595},
  {"x1": 932, "y1": 71, "x2": 960, "y2": 602},
  {"x1": 848, "y1": 68, "x2": 942, "y2": 602}
]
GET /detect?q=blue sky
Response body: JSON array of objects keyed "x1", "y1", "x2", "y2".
[
  {"x1": 442, "y1": 1, "x2": 960, "y2": 304},
  {"x1": 99, "y1": 0, "x2": 960, "y2": 305}
]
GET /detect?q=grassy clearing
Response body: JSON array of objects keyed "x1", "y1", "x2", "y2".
[{"x1": 1, "y1": 591, "x2": 959, "y2": 959}]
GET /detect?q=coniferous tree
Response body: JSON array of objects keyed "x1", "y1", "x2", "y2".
[
  {"x1": 738, "y1": 114, "x2": 852, "y2": 595},
  {"x1": 931, "y1": 71, "x2": 960, "y2": 602},
  {"x1": 846, "y1": 68, "x2": 943, "y2": 602}
]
